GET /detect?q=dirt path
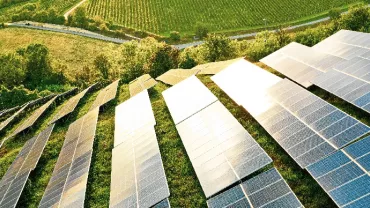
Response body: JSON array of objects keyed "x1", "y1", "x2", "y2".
[{"x1": 64, "y1": 0, "x2": 88, "y2": 19}]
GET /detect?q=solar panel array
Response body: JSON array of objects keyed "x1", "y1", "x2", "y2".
[
  {"x1": 307, "y1": 135, "x2": 370, "y2": 207},
  {"x1": 10, "y1": 95, "x2": 58, "y2": 138},
  {"x1": 0, "y1": 104, "x2": 28, "y2": 133},
  {"x1": 207, "y1": 168, "x2": 303, "y2": 208},
  {"x1": 111, "y1": 90, "x2": 170, "y2": 207},
  {"x1": 39, "y1": 108, "x2": 99, "y2": 208},
  {"x1": 0, "y1": 106, "x2": 21, "y2": 119},
  {"x1": 212, "y1": 60, "x2": 370, "y2": 168},
  {"x1": 129, "y1": 74, "x2": 157, "y2": 97},
  {"x1": 163, "y1": 76, "x2": 272, "y2": 198},
  {"x1": 313, "y1": 30, "x2": 370, "y2": 60},
  {"x1": 192, "y1": 58, "x2": 244, "y2": 75},
  {"x1": 156, "y1": 68, "x2": 200, "y2": 86},
  {"x1": 49, "y1": 84, "x2": 95, "y2": 124},
  {"x1": 0, "y1": 124, "x2": 54, "y2": 208},
  {"x1": 261, "y1": 42, "x2": 345, "y2": 87},
  {"x1": 89, "y1": 80, "x2": 120, "y2": 111}
]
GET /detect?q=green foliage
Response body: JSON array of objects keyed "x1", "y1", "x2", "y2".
[
  {"x1": 0, "y1": 85, "x2": 40, "y2": 109},
  {"x1": 94, "y1": 54, "x2": 111, "y2": 79},
  {"x1": 169, "y1": 31, "x2": 180, "y2": 41},
  {"x1": 11, "y1": 4, "x2": 65, "y2": 24},
  {"x1": 0, "y1": 53, "x2": 25, "y2": 87},
  {"x1": 85, "y1": 0, "x2": 362, "y2": 35},
  {"x1": 329, "y1": 8, "x2": 342, "y2": 20},
  {"x1": 203, "y1": 34, "x2": 235, "y2": 62},
  {"x1": 68, "y1": 6, "x2": 89, "y2": 28},
  {"x1": 195, "y1": 22, "x2": 209, "y2": 39},
  {"x1": 294, "y1": 23, "x2": 336, "y2": 46},
  {"x1": 337, "y1": 5, "x2": 370, "y2": 31},
  {"x1": 147, "y1": 45, "x2": 179, "y2": 78},
  {"x1": 178, "y1": 53, "x2": 197, "y2": 69}
]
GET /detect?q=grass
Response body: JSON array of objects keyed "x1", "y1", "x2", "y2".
[
  {"x1": 0, "y1": 27, "x2": 117, "y2": 81},
  {"x1": 86, "y1": 0, "x2": 364, "y2": 36}
]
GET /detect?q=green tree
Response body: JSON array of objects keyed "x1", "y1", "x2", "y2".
[
  {"x1": 338, "y1": 6, "x2": 370, "y2": 31},
  {"x1": 195, "y1": 22, "x2": 209, "y2": 39},
  {"x1": 94, "y1": 54, "x2": 111, "y2": 79},
  {"x1": 170, "y1": 31, "x2": 181, "y2": 41},
  {"x1": 147, "y1": 45, "x2": 179, "y2": 77},
  {"x1": 203, "y1": 34, "x2": 235, "y2": 62},
  {"x1": 70, "y1": 7, "x2": 89, "y2": 28},
  {"x1": 0, "y1": 53, "x2": 26, "y2": 87},
  {"x1": 178, "y1": 53, "x2": 197, "y2": 69}
]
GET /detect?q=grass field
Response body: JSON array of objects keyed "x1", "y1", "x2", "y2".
[
  {"x1": 86, "y1": 0, "x2": 364, "y2": 35},
  {"x1": 0, "y1": 28, "x2": 117, "y2": 81}
]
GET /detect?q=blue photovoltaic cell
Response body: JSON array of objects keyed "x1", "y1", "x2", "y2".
[
  {"x1": 207, "y1": 168, "x2": 303, "y2": 208},
  {"x1": 307, "y1": 135, "x2": 370, "y2": 207}
]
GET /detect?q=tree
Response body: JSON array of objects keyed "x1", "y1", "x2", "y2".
[
  {"x1": 170, "y1": 31, "x2": 181, "y2": 41},
  {"x1": 147, "y1": 45, "x2": 179, "y2": 77},
  {"x1": 203, "y1": 34, "x2": 235, "y2": 62},
  {"x1": 94, "y1": 54, "x2": 111, "y2": 79},
  {"x1": 178, "y1": 53, "x2": 197, "y2": 69},
  {"x1": 195, "y1": 22, "x2": 209, "y2": 39},
  {"x1": 0, "y1": 53, "x2": 26, "y2": 87},
  {"x1": 338, "y1": 6, "x2": 370, "y2": 31},
  {"x1": 70, "y1": 7, "x2": 89, "y2": 28}
]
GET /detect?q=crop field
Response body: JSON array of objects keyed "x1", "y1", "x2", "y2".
[{"x1": 86, "y1": 0, "x2": 363, "y2": 35}]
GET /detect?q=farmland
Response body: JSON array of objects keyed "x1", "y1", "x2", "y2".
[{"x1": 86, "y1": 0, "x2": 364, "y2": 35}]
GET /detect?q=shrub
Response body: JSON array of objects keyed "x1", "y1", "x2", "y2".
[
  {"x1": 170, "y1": 31, "x2": 181, "y2": 41},
  {"x1": 0, "y1": 53, "x2": 26, "y2": 87},
  {"x1": 203, "y1": 34, "x2": 236, "y2": 62},
  {"x1": 195, "y1": 22, "x2": 209, "y2": 39},
  {"x1": 94, "y1": 54, "x2": 111, "y2": 79}
]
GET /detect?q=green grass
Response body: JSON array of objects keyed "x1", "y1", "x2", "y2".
[{"x1": 86, "y1": 0, "x2": 364, "y2": 36}]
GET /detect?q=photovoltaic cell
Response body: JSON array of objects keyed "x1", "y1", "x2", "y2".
[
  {"x1": 207, "y1": 168, "x2": 303, "y2": 208},
  {"x1": 49, "y1": 84, "x2": 95, "y2": 124},
  {"x1": 9, "y1": 95, "x2": 58, "y2": 138},
  {"x1": 0, "y1": 104, "x2": 28, "y2": 133},
  {"x1": 129, "y1": 74, "x2": 157, "y2": 97},
  {"x1": 111, "y1": 91, "x2": 170, "y2": 208},
  {"x1": 0, "y1": 124, "x2": 54, "y2": 208},
  {"x1": 156, "y1": 68, "x2": 200, "y2": 86},
  {"x1": 38, "y1": 108, "x2": 99, "y2": 208},
  {"x1": 163, "y1": 75, "x2": 271, "y2": 198},
  {"x1": 307, "y1": 136, "x2": 370, "y2": 207},
  {"x1": 114, "y1": 90, "x2": 156, "y2": 147},
  {"x1": 162, "y1": 76, "x2": 218, "y2": 124},
  {"x1": 212, "y1": 60, "x2": 369, "y2": 168},
  {"x1": 193, "y1": 58, "x2": 243, "y2": 75},
  {"x1": 89, "y1": 80, "x2": 120, "y2": 111}
]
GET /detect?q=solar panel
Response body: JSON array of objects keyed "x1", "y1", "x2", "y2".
[
  {"x1": 114, "y1": 90, "x2": 156, "y2": 147},
  {"x1": 162, "y1": 76, "x2": 218, "y2": 124},
  {"x1": 207, "y1": 168, "x2": 303, "y2": 208},
  {"x1": 261, "y1": 42, "x2": 345, "y2": 88},
  {"x1": 0, "y1": 106, "x2": 21, "y2": 119},
  {"x1": 0, "y1": 124, "x2": 54, "y2": 208},
  {"x1": 307, "y1": 136, "x2": 370, "y2": 207},
  {"x1": 211, "y1": 60, "x2": 370, "y2": 168},
  {"x1": 49, "y1": 84, "x2": 95, "y2": 124},
  {"x1": 193, "y1": 58, "x2": 244, "y2": 75},
  {"x1": 9, "y1": 95, "x2": 58, "y2": 138},
  {"x1": 39, "y1": 108, "x2": 99, "y2": 208},
  {"x1": 89, "y1": 80, "x2": 119, "y2": 111},
  {"x1": 176, "y1": 101, "x2": 272, "y2": 197},
  {"x1": 313, "y1": 30, "x2": 370, "y2": 60},
  {"x1": 110, "y1": 91, "x2": 170, "y2": 207},
  {"x1": 156, "y1": 68, "x2": 200, "y2": 86},
  {"x1": 163, "y1": 76, "x2": 271, "y2": 198},
  {"x1": 0, "y1": 104, "x2": 28, "y2": 133},
  {"x1": 129, "y1": 74, "x2": 157, "y2": 97}
]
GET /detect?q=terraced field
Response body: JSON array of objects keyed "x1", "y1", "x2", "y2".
[{"x1": 86, "y1": 0, "x2": 363, "y2": 35}]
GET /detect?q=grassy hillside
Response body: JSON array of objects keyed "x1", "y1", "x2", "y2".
[
  {"x1": 0, "y1": 28, "x2": 117, "y2": 81},
  {"x1": 86, "y1": 0, "x2": 364, "y2": 35}
]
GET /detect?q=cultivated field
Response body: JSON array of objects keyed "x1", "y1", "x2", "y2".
[{"x1": 86, "y1": 0, "x2": 363, "y2": 35}]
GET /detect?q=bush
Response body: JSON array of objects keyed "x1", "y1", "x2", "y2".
[
  {"x1": 179, "y1": 53, "x2": 197, "y2": 69},
  {"x1": 195, "y1": 22, "x2": 209, "y2": 39},
  {"x1": 94, "y1": 54, "x2": 111, "y2": 80},
  {"x1": 0, "y1": 53, "x2": 26, "y2": 87},
  {"x1": 146, "y1": 45, "x2": 179, "y2": 77},
  {"x1": 170, "y1": 31, "x2": 181, "y2": 41},
  {"x1": 203, "y1": 34, "x2": 236, "y2": 62},
  {"x1": 0, "y1": 85, "x2": 40, "y2": 109}
]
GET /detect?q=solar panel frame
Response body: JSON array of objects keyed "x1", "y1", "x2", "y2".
[
  {"x1": 129, "y1": 74, "x2": 157, "y2": 97},
  {"x1": 0, "y1": 103, "x2": 29, "y2": 133},
  {"x1": 193, "y1": 58, "x2": 244, "y2": 75},
  {"x1": 49, "y1": 84, "x2": 95, "y2": 124},
  {"x1": 38, "y1": 108, "x2": 99, "y2": 208},
  {"x1": 156, "y1": 68, "x2": 200, "y2": 86},
  {"x1": 0, "y1": 124, "x2": 54, "y2": 208},
  {"x1": 89, "y1": 80, "x2": 120, "y2": 111},
  {"x1": 110, "y1": 92, "x2": 170, "y2": 208}
]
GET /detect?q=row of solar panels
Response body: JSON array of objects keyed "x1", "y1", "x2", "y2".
[
  {"x1": 0, "y1": 80, "x2": 120, "y2": 208},
  {"x1": 161, "y1": 75, "x2": 304, "y2": 207}
]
